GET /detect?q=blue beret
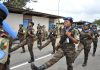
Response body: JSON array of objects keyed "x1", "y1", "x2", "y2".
[
  {"x1": 92, "y1": 24, "x2": 97, "y2": 27},
  {"x1": 63, "y1": 17, "x2": 73, "y2": 21},
  {"x1": 0, "y1": 2, "x2": 9, "y2": 16},
  {"x1": 84, "y1": 22, "x2": 90, "y2": 25}
]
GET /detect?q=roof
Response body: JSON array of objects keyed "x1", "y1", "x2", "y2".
[{"x1": 4, "y1": 3, "x2": 64, "y2": 19}]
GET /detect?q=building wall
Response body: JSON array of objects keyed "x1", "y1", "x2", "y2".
[
  {"x1": 5, "y1": 13, "x2": 23, "y2": 32},
  {"x1": 5, "y1": 13, "x2": 58, "y2": 33},
  {"x1": 32, "y1": 16, "x2": 49, "y2": 31}
]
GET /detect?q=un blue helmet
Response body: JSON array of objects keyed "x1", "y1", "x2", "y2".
[
  {"x1": 83, "y1": 22, "x2": 90, "y2": 26},
  {"x1": 0, "y1": 2, "x2": 9, "y2": 19},
  {"x1": 63, "y1": 17, "x2": 73, "y2": 23},
  {"x1": 92, "y1": 24, "x2": 97, "y2": 27}
]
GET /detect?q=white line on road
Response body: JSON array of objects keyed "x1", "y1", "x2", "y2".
[{"x1": 10, "y1": 54, "x2": 52, "y2": 70}]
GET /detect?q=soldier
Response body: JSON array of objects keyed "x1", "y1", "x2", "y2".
[
  {"x1": 91, "y1": 24, "x2": 99, "y2": 56},
  {"x1": 9, "y1": 22, "x2": 36, "y2": 64},
  {"x1": 31, "y1": 17, "x2": 79, "y2": 70},
  {"x1": 0, "y1": 3, "x2": 12, "y2": 70},
  {"x1": 17, "y1": 24, "x2": 25, "y2": 53},
  {"x1": 48, "y1": 28, "x2": 57, "y2": 54},
  {"x1": 42, "y1": 25, "x2": 47, "y2": 41},
  {"x1": 38, "y1": 28, "x2": 57, "y2": 54},
  {"x1": 36, "y1": 26, "x2": 43, "y2": 48},
  {"x1": 37, "y1": 24, "x2": 41, "y2": 30},
  {"x1": 26, "y1": 22, "x2": 35, "y2": 63},
  {"x1": 79, "y1": 23, "x2": 93, "y2": 67}
]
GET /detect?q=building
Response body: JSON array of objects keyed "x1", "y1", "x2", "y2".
[{"x1": 5, "y1": 5, "x2": 64, "y2": 32}]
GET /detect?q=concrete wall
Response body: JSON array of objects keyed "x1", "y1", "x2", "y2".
[
  {"x1": 5, "y1": 13, "x2": 58, "y2": 33},
  {"x1": 32, "y1": 16, "x2": 49, "y2": 31},
  {"x1": 5, "y1": 13, "x2": 23, "y2": 32}
]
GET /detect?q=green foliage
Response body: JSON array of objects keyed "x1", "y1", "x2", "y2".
[
  {"x1": 93, "y1": 19, "x2": 100, "y2": 26},
  {"x1": 0, "y1": 0, "x2": 30, "y2": 8}
]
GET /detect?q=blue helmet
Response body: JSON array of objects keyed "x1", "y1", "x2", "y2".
[
  {"x1": 83, "y1": 22, "x2": 90, "y2": 26},
  {"x1": 63, "y1": 17, "x2": 73, "y2": 23},
  {"x1": 0, "y1": 2, "x2": 9, "y2": 19},
  {"x1": 92, "y1": 24, "x2": 97, "y2": 28}
]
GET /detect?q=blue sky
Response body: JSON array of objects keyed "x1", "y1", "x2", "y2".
[{"x1": 26, "y1": 0, "x2": 100, "y2": 22}]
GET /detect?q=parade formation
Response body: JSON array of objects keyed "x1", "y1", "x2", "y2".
[{"x1": 0, "y1": 2, "x2": 100, "y2": 70}]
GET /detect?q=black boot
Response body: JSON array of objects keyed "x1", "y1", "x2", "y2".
[
  {"x1": 31, "y1": 63, "x2": 45, "y2": 70},
  {"x1": 28, "y1": 58, "x2": 34, "y2": 63},
  {"x1": 31, "y1": 63, "x2": 39, "y2": 70},
  {"x1": 92, "y1": 53, "x2": 95, "y2": 56},
  {"x1": 82, "y1": 57, "x2": 87, "y2": 67},
  {"x1": 51, "y1": 45, "x2": 55, "y2": 54},
  {"x1": 67, "y1": 64, "x2": 73, "y2": 70},
  {"x1": 21, "y1": 50, "x2": 25, "y2": 53},
  {"x1": 92, "y1": 48, "x2": 96, "y2": 56}
]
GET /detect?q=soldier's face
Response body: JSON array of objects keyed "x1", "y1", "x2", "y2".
[
  {"x1": 64, "y1": 20, "x2": 71, "y2": 27},
  {"x1": 29, "y1": 23, "x2": 32, "y2": 27},
  {"x1": 19, "y1": 25, "x2": 22, "y2": 28},
  {"x1": 84, "y1": 25, "x2": 88, "y2": 29}
]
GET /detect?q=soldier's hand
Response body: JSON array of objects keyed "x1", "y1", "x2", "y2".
[
  {"x1": 87, "y1": 33, "x2": 91, "y2": 36},
  {"x1": 66, "y1": 32, "x2": 72, "y2": 37}
]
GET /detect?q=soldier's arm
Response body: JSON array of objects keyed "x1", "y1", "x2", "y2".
[
  {"x1": 66, "y1": 30, "x2": 79, "y2": 44},
  {"x1": 97, "y1": 31, "x2": 100, "y2": 37},
  {"x1": 55, "y1": 35, "x2": 66, "y2": 50},
  {"x1": 68, "y1": 34, "x2": 78, "y2": 44},
  {"x1": 86, "y1": 31, "x2": 93, "y2": 39},
  {"x1": 28, "y1": 30, "x2": 35, "y2": 37}
]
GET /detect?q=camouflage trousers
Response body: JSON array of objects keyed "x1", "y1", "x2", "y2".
[
  {"x1": 93, "y1": 40, "x2": 98, "y2": 55},
  {"x1": 74, "y1": 42, "x2": 84, "y2": 60},
  {"x1": 0, "y1": 64, "x2": 6, "y2": 70},
  {"x1": 0, "y1": 63, "x2": 10, "y2": 70},
  {"x1": 19, "y1": 38, "x2": 25, "y2": 52},
  {"x1": 37, "y1": 36, "x2": 42, "y2": 47},
  {"x1": 41, "y1": 44, "x2": 76, "y2": 70},
  {"x1": 75, "y1": 40, "x2": 92, "y2": 65},
  {"x1": 11, "y1": 39, "x2": 34, "y2": 61},
  {"x1": 37, "y1": 39, "x2": 51, "y2": 50},
  {"x1": 39, "y1": 39, "x2": 56, "y2": 53}
]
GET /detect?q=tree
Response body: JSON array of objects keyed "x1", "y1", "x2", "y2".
[
  {"x1": 0, "y1": 0, "x2": 37, "y2": 9},
  {"x1": 93, "y1": 19, "x2": 100, "y2": 26}
]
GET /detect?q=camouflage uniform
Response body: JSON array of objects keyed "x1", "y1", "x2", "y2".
[
  {"x1": 91, "y1": 25, "x2": 99, "y2": 56},
  {"x1": 17, "y1": 24, "x2": 25, "y2": 53},
  {"x1": 0, "y1": 3, "x2": 12, "y2": 70},
  {"x1": 80, "y1": 24, "x2": 93, "y2": 67},
  {"x1": 31, "y1": 26, "x2": 79, "y2": 70},
  {"x1": 38, "y1": 29, "x2": 57, "y2": 54},
  {"x1": 48, "y1": 29, "x2": 57, "y2": 54},
  {"x1": 26, "y1": 23, "x2": 35, "y2": 63},
  {"x1": 0, "y1": 26, "x2": 12, "y2": 70},
  {"x1": 11, "y1": 22, "x2": 35, "y2": 63},
  {"x1": 36, "y1": 26, "x2": 43, "y2": 48}
]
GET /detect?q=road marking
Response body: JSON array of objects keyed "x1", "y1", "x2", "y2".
[{"x1": 10, "y1": 54, "x2": 51, "y2": 70}]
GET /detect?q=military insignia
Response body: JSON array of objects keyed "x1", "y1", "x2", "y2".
[{"x1": 0, "y1": 38, "x2": 9, "y2": 50}]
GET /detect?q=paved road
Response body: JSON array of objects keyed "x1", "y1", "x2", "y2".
[{"x1": 10, "y1": 38, "x2": 100, "y2": 70}]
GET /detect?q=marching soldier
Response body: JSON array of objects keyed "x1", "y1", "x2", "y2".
[
  {"x1": 0, "y1": 3, "x2": 12, "y2": 70},
  {"x1": 38, "y1": 28, "x2": 57, "y2": 54},
  {"x1": 80, "y1": 23, "x2": 93, "y2": 67},
  {"x1": 91, "y1": 24, "x2": 99, "y2": 56},
  {"x1": 26, "y1": 22, "x2": 35, "y2": 63},
  {"x1": 17, "y1": 24, "x2": 26, "y2": 53},
  {"x1": 31, "y1": 17, "x2": 79, "y2": 70},
  {"x1": 37, "y1": 24, "x2": 41, "y2": 30},
  {"x1": 36, "y1": 26, "x2": 43, "y2": 48},
  {"x1": 10, "y1": 22, "x2": 36, "y2": 64},
  {"x1": 48, "y1": 28, "x2": 57, "y2": 54}
]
